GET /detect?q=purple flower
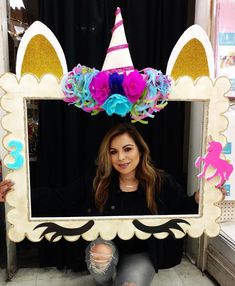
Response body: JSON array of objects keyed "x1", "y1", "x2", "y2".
[
  {"x1": 109, "y1": 73, "x2": 124, "y2": 95},
  {"x1": 122, "y1": 70, "x2": 146, "y2": 102},
  {"x1": 102, "y1": 94, "x2": 132, "y2": 117},
  {"x1": 89, "y1": 71, "x2": 110, "y2": 105}
]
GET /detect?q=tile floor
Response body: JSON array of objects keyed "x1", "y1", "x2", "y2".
[{"x1": 0, "y1": 257, "x2": 218, "y2": 286}]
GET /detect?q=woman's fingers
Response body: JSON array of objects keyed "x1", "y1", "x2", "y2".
[
  {"x1": 0, "y1": 180, "x2": 14, "y2": 202},
  {"x1": 216, "y1": 185, "x2": 226, "y2": 200},
  {"x1": 220, "y1": 187, "x2": 227, "y2": 199},
  {"x1": 1, "y1": 179, "x2": 14, "y2": 186},
  {"x1": 0, "y1": 188, "x2": 7, "y2": 202},
  {"x1": 0, "y1": 180, "x2": 13, "y2": 188}
]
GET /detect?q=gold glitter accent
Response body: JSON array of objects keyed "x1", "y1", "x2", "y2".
[
  {"x1": 21, "y1": 34, "x2": 63, "y2": 78},
  {"x1": 171, "y1": 39, "x2": 209, "y2": 80}
]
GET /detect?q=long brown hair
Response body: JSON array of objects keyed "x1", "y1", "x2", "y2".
[{"x1": 93, "y1": 123, "x2": 163, "y2": 214}]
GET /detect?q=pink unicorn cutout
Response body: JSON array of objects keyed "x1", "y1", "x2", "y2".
[{"x1": 195, "y1": 141, "x2": 233, "y2": 187}]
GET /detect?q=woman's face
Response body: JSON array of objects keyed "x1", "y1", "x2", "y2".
[{"x1": 109, "y1": 133, "x2": 140, "y2": 176}]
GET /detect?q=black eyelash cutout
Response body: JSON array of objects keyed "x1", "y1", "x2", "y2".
[
  {"x1": 34, "y1": 219, "x2": 190, "y2": 242},
  {"x1": 34, "y1": 220, "x2": 95, "y2": 242},
  {"x1": 133, "y1": 219, "x2": 190, "y2": 238}
]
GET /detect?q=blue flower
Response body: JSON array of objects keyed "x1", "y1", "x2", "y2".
[
  {"x1": 109, "y1": 73, "x2": 124, "y2": 95},
  {"x1": 102, "y1": 94, "x2": 133, "y2": 117}
]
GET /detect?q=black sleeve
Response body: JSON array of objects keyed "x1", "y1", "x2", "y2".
[
  {"x1": 158, "y1": 173, "x2": 198, "y2": 215},
  {"x1": 31, "y1": 174, "x2": 91, "y2": 217}
]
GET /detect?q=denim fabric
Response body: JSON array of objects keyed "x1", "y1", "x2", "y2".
[
  {"x1": 115, "y1": 252, "x2": 155, "y2": 286},
  {"x1": 85, "y1": 238, "x2": 155, "y2": 286},
  {"x1": 85, "y1": 237, "x2": 119, "y2": 286}
]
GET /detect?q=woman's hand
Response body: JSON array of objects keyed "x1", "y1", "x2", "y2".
[
  {"x1": 216, "y1": 185, "x2": 227, "y2": 200},
  {"x1": 0, "y1": 180, "x2": 14, "y2": 202},
  {"x1": 194, "y1": 183, "x2": 227, "y2": 204},
  {"x1": 194, "y1": 190, "x2": 200, "y2": 204}
]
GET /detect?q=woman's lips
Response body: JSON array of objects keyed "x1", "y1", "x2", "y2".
[{"x1": 118, "y1": 162, "x2": 130, "y2": 169}]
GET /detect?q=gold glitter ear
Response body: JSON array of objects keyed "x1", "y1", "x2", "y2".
[
  {"x1": 16, "y1": 21, "x2": 67, "y2": 79},
  {"x1": 166, "y1": 25, "x2": 214, "y2": 80},
  {"x1": 171, "y1": 39, "x2": 209, "y2": 80},
  {"x1": 21, "y1": 34, "x2": 63, "y2": 78}
]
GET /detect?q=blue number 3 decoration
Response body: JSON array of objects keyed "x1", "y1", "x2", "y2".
[{"x1": 6, "y1": 140, "x2": 24, "y2": 170}]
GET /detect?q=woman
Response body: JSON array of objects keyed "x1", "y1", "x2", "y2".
[
  {"x1": 83, "y1": 122, "x2": 201, "y2": 286},
  {"x1": 0, "y1": 123, "x2": 225, "y2": 286}
]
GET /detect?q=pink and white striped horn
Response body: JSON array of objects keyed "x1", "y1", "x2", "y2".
[{"x1": 101, "y1": 7, "x2": 134, "y2": 73}]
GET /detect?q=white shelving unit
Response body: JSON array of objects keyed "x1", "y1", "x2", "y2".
[{"x1": 203, "y1": 1, "x2": 235, "y2": 285}]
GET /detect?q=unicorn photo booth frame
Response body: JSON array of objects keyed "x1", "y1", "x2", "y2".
[{"x1": 0, "y1": 9, "x2": 231, "y2": 242}]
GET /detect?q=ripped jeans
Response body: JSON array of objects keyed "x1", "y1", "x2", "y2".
[{"x1": 85, "y1": 237, "x2": 155, "y2": 286}]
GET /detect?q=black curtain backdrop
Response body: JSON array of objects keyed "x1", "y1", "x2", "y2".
[
  {"x1": 36, "y1": 0, "x2": 195, "y2": 188},
  {"x1": 26, "y1": 0, "x2": 195, "y2": 271}
]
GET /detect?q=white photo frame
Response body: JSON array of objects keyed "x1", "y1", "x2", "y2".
[{"x1": 0, "y1": 22, "x2": 231, "y2": 242}]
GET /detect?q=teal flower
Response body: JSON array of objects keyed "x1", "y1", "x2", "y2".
[{"x1": 102, "y1": 94, "x2": 132, "y2": 117}]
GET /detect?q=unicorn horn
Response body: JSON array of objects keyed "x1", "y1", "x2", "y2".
[{"x1": 101, "y1": 7, "x2": 134, "y2": 73}]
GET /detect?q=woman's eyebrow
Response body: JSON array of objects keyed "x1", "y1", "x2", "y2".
[
  {"x1": 122, "y1": 144, "x2": 134, "y2": 149},
  {"x1": 109, "y1": 144, "x2": 134, "y2": 150}
]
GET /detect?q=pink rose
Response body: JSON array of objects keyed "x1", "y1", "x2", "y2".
[
  {"x1": 89, "y1": 72, "x2": 110, "y2": 105},
  {"x1": 122, "y1": 70, "x2": 146, "y2": 102}
]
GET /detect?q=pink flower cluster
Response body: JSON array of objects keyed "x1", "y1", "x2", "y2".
[
  {"x1": 89, "y1": 70, "x2": 146, "y2": 105},
  {"x1": 62, "y1": 64, "x2": 171, "y2": 123}
]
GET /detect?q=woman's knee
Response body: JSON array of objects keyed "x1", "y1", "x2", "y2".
[
  {"x1": 87, "y1": 242, "x2": 113, "y2": 273},
  {"x1": 116, "y1": 252, "x2": 155, "y2": 286},
  {"x1": 91, "y1": 243, "x2": 113, "y2": 257},
  {"x1": 121, "y1": 283, "x2": 137, "y2": 286}
]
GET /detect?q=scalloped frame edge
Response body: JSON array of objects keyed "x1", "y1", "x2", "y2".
[{"x1": 0, "y1": 73, "x2": 230, "y2": 242}]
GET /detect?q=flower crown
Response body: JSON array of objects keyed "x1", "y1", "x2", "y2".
[
  {"x1": 62, "y1": 65, "x2": 171, "y2": 123},
  {"x1": 62, "y1": 7, "x2": 171, "y2": 124}
]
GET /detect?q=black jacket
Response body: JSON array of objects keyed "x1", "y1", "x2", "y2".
[{"x1": 31, "y1": 172, "x2": 198, "y2": 272}]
